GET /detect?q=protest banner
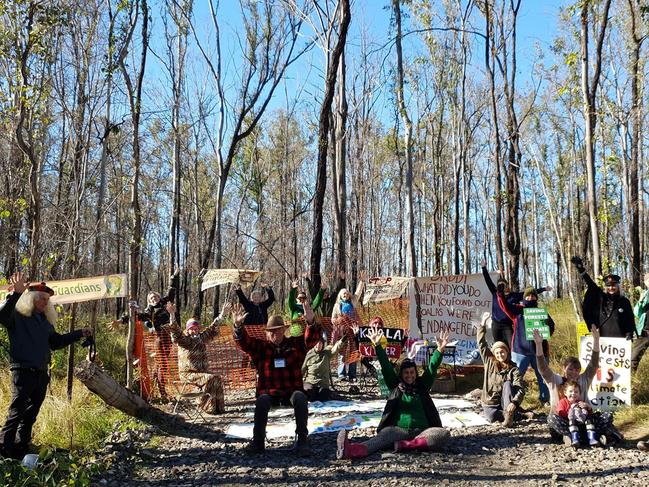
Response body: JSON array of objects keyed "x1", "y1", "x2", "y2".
[
  {"x1": 523, "y1": 307, "x2": 550, "y2": 339},
  {"x1": 575, "y1": 321, "x2": 590, "y2": 358},
  {"x1": 200, "y1": 269, "x2": 261, "y2": 291},
  {"x1": 579, "y1": 336, "x2": 632, "y2": 411},
  {"x1": 357, "y1": 326, "x2": 406, "y2": 358},
  {"x1": 362, "y1": 276, "x2": 411, "y2": 306},
  {"x1": 409, "y1": 273, "x2": 497, "y2": 366},
  {"x1": 0, "y1": 274, "x2": 127, "y2": 305}
]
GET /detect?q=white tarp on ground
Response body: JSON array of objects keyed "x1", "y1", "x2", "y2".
[
  {"x1": 225, "y1": 411, "x2": 489, "y2": 439},
  {"x1": 242, "y1": 398, "x2": 476, "y2": 418}
]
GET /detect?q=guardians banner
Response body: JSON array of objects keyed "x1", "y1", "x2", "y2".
[{"x1": 0, "y1": 274, "x2": 127, "y2": 304}]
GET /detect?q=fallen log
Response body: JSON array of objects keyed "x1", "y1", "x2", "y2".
[{"x1": 74, "y1": 359, "x2": 184, "y2": 432}]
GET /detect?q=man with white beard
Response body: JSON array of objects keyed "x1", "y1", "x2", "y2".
[{"x1": 0, "y1": 272, "x2": 92, "y2": 459}]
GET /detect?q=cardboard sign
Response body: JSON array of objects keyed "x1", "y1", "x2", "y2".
[
  {"x1": 362, "y1": 276, "x2": 411, "y2": 305},
  {"x1": 0, "y1": 274, "x2": 128, "y2": 305},
  {"x1": 200, "y1": 268, "x2": 261, "y2": 291},
  {"x1": 575, "y1": 321, "x2": 590, "y2": 359},
  {"x1": 523, "y1": 307, "x2": 550, "y2": 339},
  {"x1": 358, "y1": 326, "x2": 405, "y2": 358},
  {"x1": 409, "y1": 273, "x2": 496, "y2": 366},
  {"x1": 579, "y1": 336, "x2": 632, "y2": 411}
]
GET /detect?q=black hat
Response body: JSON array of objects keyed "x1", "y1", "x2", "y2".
[
  {"x1": 603, "y1": 274, "x2": 621, "y2": 285},
  {"x1": 28, "y1": 282, "x2": 55, "y2": 296}
]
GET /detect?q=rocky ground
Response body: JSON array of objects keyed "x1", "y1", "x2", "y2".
[{"x1": 95, "y1": 384, "x2": 649, "y2": 487}]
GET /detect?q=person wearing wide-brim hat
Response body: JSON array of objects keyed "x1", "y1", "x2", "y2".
[
  {"x1": 571, "y1": 257, "x2": 636, "y2": 339},
  {"x1": 233, "y1": 301, "x2": 322, "y2": 457},
  {"x1": 0, "y1": 273, "x2": 92, "y2": 460}
]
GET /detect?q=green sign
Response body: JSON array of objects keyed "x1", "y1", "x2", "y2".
[{"x1": 523, "y1": 307, "x2": 550, "y2": 340}]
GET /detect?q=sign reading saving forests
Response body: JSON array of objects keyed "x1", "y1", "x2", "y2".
[
  {"x1": 579, "y1": 336, "x2": 632, "y2": 411},
  {"x1": 0, "y1": 274, "x2": 127, "y2": 304},
  {"x1": 409, "y1": 273, "x2": 497, "y2": 366},
  {"x1": 523, "y1": 307, "x2": 550, "y2": 340},
  {"x1": 200, "y1": 269, "x2": 261, "y2": 291}
]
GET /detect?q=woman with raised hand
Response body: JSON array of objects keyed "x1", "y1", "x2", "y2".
[{"x1": 336, "y1": 323, "x2": 450, "y2": 459}]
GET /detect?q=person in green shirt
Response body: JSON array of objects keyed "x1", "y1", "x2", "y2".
[
  {"x1": 336, "y1": 323, "x2": 450, "y2": 459},
  {"x1": 287, "y1": 279, "x2": 324, "y2": 337}
]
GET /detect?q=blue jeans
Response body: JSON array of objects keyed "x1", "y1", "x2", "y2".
[
  {"x1": 338, "y1": 356, "x2": 357, "y2": 379},
  {"x1": 511, "y1": 352, "x2": 549, "y2": 403}
]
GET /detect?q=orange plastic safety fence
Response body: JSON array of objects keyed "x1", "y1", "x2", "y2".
[{"x1": 139, "y1": 299, "x2": 411, "y2": 399}]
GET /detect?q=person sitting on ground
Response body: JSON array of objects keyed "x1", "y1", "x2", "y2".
[
  {"x1": 571, "y1": 256, "x2": 635, "y2": 339},
  {"x1": 165, "y1": 302, "x2": 230, "y2": 415},
  {"x1": 533, "y1": 327, "x2": 622, "y2": 445},
  {"x1": 477, "y1": 312, "x2": 528, "y2": 427},
  {"x1": 499, "y1": 287, "x2": 555, "y2": 405},
  {"x1": 480, "y1": 260, "x2": 551, "y2": 346},
  {"x1": 302, "y1": 334, "x2": 345, "y2": 402},
  {"x1": 287, "y1": 278, "x2": 324, "y2": 337},
  {"x1": 556, "y1": 381, "x2": 601, "y2": 448},
  {"x1": 235, "y1": 282, "x2": 275, "y2": 326},
  {"x1": 336, "y1": 323, "x2": 450, "y2": 459},
  {"x1": 233, "y1": 301, "x2": 321, "y2": 457},
  {"x1": 0, "y1": 273, "x2": 93, "y2": 460}
]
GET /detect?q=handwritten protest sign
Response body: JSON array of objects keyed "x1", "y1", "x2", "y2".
[
  {"x1": 523, "y1": 307, "x2": 550, "y2": 339},
  {"x1": 409, "y1": 273, "x2": 496, "y2": 366},
  {"x1": 362, "y1": 276, "x2": 411, "y2": 306},
  {"x1": 579, "y1": 336, "x2": 632, "y2": 411},
  {"x1": 0, "y1": 274, "x2": 127, "y2": 305},
  {"x1": 200, "y1": 269, "x2": 261, "y2": 291},
  {"x1": 357, "y1": 326, "x2": 406, "y2": 358},
  {"x1": 575, "y1": 321, "x2": 590, "y2": 357}
]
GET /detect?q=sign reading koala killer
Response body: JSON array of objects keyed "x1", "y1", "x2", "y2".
[
  {"x1": 579, "y1": 336, "x2": 632, "y2": 411},
  {"x1": 358, "y1": 326, "x2": 405, "y2": 359}
]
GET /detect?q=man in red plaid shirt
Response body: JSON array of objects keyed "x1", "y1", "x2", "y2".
[{"x1": 233, "y1": 300, "x2": 321, "y2": 456}]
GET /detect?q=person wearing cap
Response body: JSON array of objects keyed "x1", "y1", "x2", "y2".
[
  {"x1": 0, "y1": 273, "x2": 92, "y2": 459},
  {"x1": 287, "y1": 279, "x2": 324, "y2": 337},
  {"x1": 235, "y1": 282, "x2": 275, "y2": 326},
  {"x1": 498, "y1": 286, "x2": 555, "y2": 404},
  {"x1": 571, "y1": 256, "x2": 635, "y2": 338},
  {"x1": 336, "y1": 322, "x2": 450, "y2": 459},
  {"x1": 165, "y1": 302, "x2": 231, "y2": 414},
  {"x1": 232, "y1": 300, "x2": 322, "y2": 456},
  {"x1": 477, "y1": 312, "x2": 527, "y2": 427},
  {"x1": 480, "y1": 260, "x2": 551, "y2": 346}
]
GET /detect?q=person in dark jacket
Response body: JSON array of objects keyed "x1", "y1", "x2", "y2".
[
  {"x1": 235, "y1": 282, "x2": 275, "y2": 326},
  {"x1": 499, "y1": 287, "x2": 555, "y2": 404},
  {"x1": 0, "y1": 273, "x2": 92, "y2": 459},
  {"x1": 480, "y1": 260, "x2": 551, "y2": 346},
  {"x1": 336, "y1": 323, "x2": 450, "y2": 459},
  {"x1": 571, "y1": 256, "x2": 635, "y2": 339}
]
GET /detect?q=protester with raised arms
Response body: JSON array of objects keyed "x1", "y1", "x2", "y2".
[
  {"x1": 331, "y1": 283, "x2": 364, "y2": 382},
  {"x1": 287, "y1": 278, "x2": 324, "y2": 337},
  {"x1": 233, "y1": 299, "x2": 321, "y2": 457},
  {"x1": 533, "y1": 328, "x2": 622, "y2": 445},
  {"x1": 0, "y1": 273, "x2": 93, "y2": 459},
  {"x1": 165, "y1": 301, "x2": 231, "y2": 414},
  {"x1": 336, "y1": 322, "x2": 450, "y2": 459},
  {"x1": 631, "y1": 272, "x2": 649, "y2": 371},
  {"x1": 235, "y1": 281, "x2": 275, "y2": 326},
  {"x1": 480, "y1": 260, "x2": 551, "y2": 346},
  {"x1": 477, "y1": 312, "x2": 527, "y2": 427}
]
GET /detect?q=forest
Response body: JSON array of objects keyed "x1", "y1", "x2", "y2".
[{"x1": 1, "y1": 0, "x2": 648, "y2": 318}]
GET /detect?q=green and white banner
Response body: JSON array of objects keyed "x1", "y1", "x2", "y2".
[
  {"x1": 0, "y1": 274, "x2": 128, "y2": 304},
  {"x1": 523, "y1": 307, "x2": 550, "y2": 340}
]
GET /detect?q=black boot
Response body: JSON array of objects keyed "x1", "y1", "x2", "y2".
[
  {"x1": 245, "y1": 436, "x2": 265, "y2": 454},
  {"x1": 293, "y1": 434, "x2": 311, "y2": 458}
]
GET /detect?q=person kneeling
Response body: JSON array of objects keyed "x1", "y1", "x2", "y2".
[
  {"x1": 477, "y1": 313, "x2": 527, "y2": 427},
  {"x1": 233, "y1": 301, "x2": 321, "y2": 457},
  {"x1": 336, "y1": 323, "x2": 450, "y2": 459},
  {"x1": 557, "y1": 381, "x2": 601, "y2": 448}
]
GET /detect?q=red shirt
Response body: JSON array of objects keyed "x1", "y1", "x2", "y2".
[
  {"x1": 556, "y1": 397, "x2": 573, "y2": 418},
  {"x1": 234, "y1": 323, "x2": 321, "y2": 398}
]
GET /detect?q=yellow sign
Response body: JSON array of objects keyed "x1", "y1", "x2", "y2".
[
  {"x1": 0, "y1": 274, "x2": 128, "y2": 304},
  {"x1": 576, "y1": 321, "x2": 590, "y2": 369}
]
